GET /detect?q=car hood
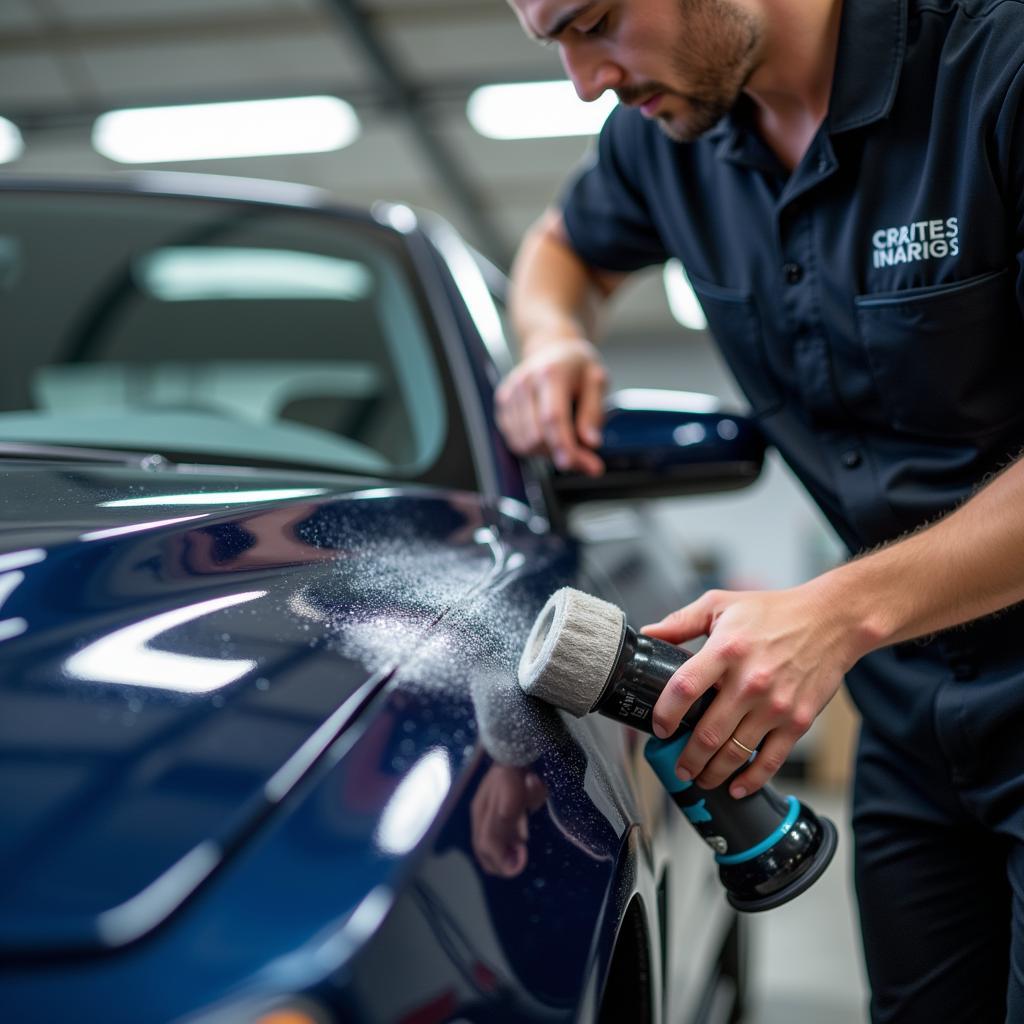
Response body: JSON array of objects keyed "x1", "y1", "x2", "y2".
[{"x1": 0, "y1": 460, "x2": 549, "y2": 956}]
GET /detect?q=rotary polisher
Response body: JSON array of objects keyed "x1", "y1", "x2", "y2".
[{"x1": 517, "y1": 587, "x2": 837, "y2": 912}]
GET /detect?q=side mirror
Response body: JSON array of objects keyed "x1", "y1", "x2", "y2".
[{"x1": 549, "y1": 389, "x2": 765, "y2": 506}]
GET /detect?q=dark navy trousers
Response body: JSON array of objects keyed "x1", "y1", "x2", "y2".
[{"x1": 847, "y1": 611, "x2": 1024, "y2": 1023}]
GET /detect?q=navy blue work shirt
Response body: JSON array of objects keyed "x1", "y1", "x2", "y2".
[{"x1": 561, "y1": 0, "x2": 1024, "y2": 558}]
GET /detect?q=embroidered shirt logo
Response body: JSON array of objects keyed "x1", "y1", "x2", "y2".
[{"x1": 871, "y1": 217, "x2": 959, "y2": 268}]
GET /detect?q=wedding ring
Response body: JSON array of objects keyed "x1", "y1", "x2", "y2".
[{"x1": 729, "y1": 735, "x2": 756, "y2": 756}]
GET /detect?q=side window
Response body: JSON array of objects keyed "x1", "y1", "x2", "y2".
[{"x1": 0, "y1": 194, "x2": 467, "y2": 482}]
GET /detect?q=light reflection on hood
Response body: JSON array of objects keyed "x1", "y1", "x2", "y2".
[
  {"x1": 375, "y1": 748, "x2": 452, "y2": 855},
  {"x1": 80, "y1": 514, "x2": 208, "y2": 541},
  {"x1": 63, "y1": 590, "x2": 265, "y2": 692},
  {"x1": 0, "y1": 548, "x2": 44, "y2": 643},
  {"x1": 99, "y1": 488, "x2": 328, "y2": 508}
]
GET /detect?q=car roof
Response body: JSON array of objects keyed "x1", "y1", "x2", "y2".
[{"x1": 0, "y1": 170, "x2": 394, "y2": 228}]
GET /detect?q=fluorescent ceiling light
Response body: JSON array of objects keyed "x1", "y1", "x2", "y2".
[
  {"x1": 92, "y1": 96, "x2": 360, "y2": 164},
  {"x1": 467, "y1": 81, "x2": 617, "y2": 140},
  {"x1": 136, "y1": 247, "x2": 372, "y2": 301},
  {"x1": 663, "y1": 259, "x2": 708, "y2": 331},
  {"x1": 0, "y1": 117, "x2": 24, "y2": 164}
]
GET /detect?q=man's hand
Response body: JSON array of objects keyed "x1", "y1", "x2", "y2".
[
  {"x1": 495, "y1": 337, "x2": 607, "y2": 477},
  {"x1": 641, "y1": 584, "x2": 868, "y2": 798}
]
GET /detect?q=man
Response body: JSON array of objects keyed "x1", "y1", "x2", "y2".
[{"x1": 495, "y1": 0, "x2": 1024, "y2": 1019}]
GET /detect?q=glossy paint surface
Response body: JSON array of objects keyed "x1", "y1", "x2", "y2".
[
  {"x1": 0, "y1": 464, "x2": 537, "y2": 949},
  {"x1": 0, "y1": 460, "x2": 681, "y2": 1020}
]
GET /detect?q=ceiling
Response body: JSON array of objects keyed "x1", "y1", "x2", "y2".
[{"x1": 0, "y1": 0, "x2": 695, "y2": 336}]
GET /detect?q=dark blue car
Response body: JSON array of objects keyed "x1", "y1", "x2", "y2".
[{"x1": 0, "y1": 175, "x2": 765, "y2": 1023}]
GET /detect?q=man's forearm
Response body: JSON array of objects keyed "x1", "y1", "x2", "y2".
[
  {"x1": 509, "y1": 211, "x2": 614, "y2": 356},
  {"x1": 644, "y1": 451, "x2": 1024, "y2": 795},
  {"x1": 813, "y1": 453, "x2": 1024, "y2": 654},
  {"x1": 497, "y1": 210, "x2": 622, "y2": 475}
]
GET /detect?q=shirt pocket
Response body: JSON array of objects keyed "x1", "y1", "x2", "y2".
[
  {"x1": 854, "y1": 268, "x2": 1023, "y2": 439},
  {"x1": 688, "y1": 274, "x2": 783, "y2": 417}
]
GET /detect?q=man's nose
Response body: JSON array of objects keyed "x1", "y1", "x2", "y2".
[{"x1": 561, "y1": 45, "x2": 623, "y2": 102}]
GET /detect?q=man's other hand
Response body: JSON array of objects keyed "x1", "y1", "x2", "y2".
[{"x1": 495, "y1": 337, "x2": 607, "y2": 477}]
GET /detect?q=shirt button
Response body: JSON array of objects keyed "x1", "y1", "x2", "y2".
[
  {"x1": 784, "y1": 262, "x2": 803, "y2": 284},
  {"x1": 951, "y1": 662, "x2": 977, "y2": 681},
  {"x1": 841, "y1": 449, "x2": 862, "y2": 469}
]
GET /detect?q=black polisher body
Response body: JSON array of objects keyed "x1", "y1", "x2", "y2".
[{"x1": 600, "y1": 626, "x2": 838, "y2": 912}]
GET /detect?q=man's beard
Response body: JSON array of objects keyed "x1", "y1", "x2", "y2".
[
  {"x1": 655, "y1": 92, "x2": 735, "y2": 142},
  {"x1": 620, "y1": 0, "x2": 760, "y2": 142}
]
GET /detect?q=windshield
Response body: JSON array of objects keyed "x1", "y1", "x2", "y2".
[{"x1": 0, "y1": 190, "x2": 450, "y2": 477}]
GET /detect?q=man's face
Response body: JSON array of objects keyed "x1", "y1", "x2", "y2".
[{"x1": 509, "y1": 0, "x2": 762, "y2": 141}]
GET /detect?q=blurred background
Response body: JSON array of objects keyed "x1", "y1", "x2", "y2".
[{"x1": 0, "y1": 1, "x2": 866, "y2": 1017}]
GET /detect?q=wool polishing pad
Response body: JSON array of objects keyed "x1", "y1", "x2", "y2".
[{"x1": 517, "y1": 587, "x2": 626, "y2": 716}]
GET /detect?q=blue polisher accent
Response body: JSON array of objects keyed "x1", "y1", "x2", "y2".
[
  {"x1": 643, "y1": 733, "x2": 693, "y2": 793},
  {"x1": 715, "y1": 795, "x2": 801, "y2": 864}
]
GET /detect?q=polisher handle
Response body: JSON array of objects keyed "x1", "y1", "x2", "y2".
[{"x1": 644, "y1": 732, "x2": 793, "y2": 856}]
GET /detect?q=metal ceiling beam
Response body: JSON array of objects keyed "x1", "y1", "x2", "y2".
[
  {"x1": 321, "y1": 0, "x2": 511, "y2": 266},
  {"x1": 0, "y1": 3, "x2": 499, "y2": 54},
  {"x1": 0, "y1": 10, "x2": 331, "y2": 54}
]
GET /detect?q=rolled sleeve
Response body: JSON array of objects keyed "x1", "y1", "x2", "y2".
[{"x1": 559, "y1": 107, "x2": 670, "y2": 273}]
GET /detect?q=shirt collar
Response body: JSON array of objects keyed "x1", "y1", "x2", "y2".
[
  {"x1": 707, "y1": 0, "x2": 907, "y2": 159},
  {"x1": 707, "y1": 97, "x2": 783, "y2": 174},
  {"x1": 827, "y1": 0, "x2": 907, "y2": 133}
]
